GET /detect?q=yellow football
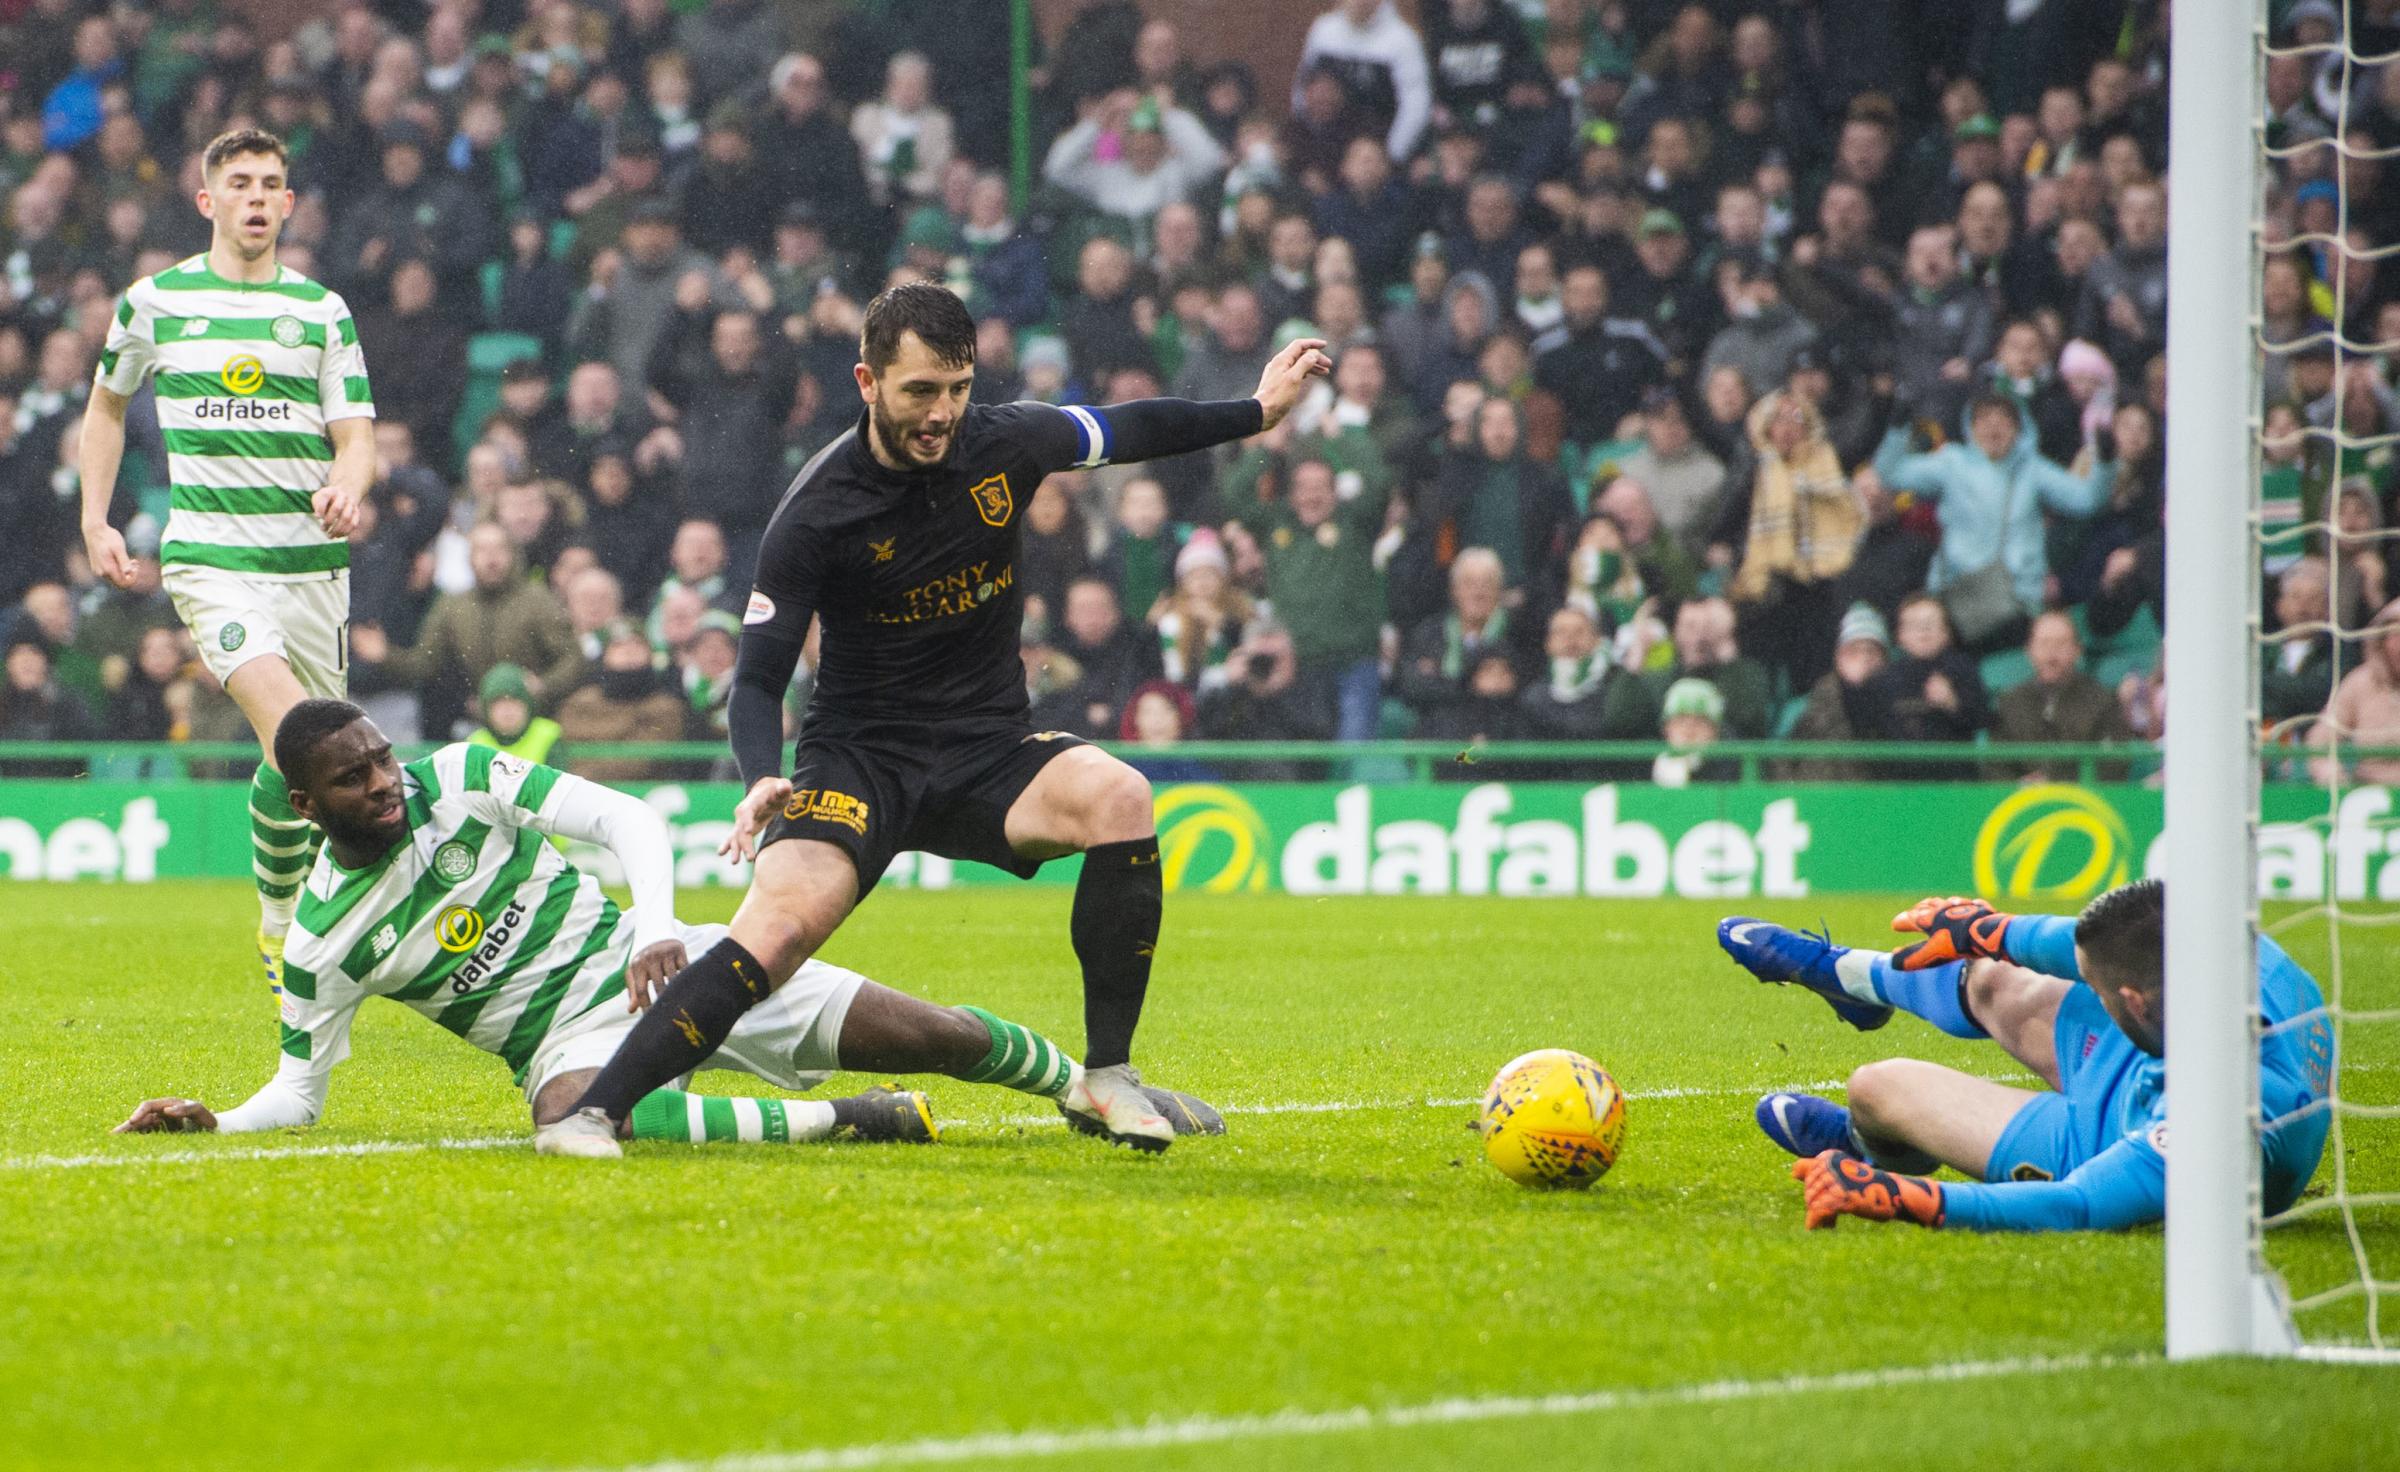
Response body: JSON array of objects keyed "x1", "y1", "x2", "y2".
[{"x1": 1477, "y1": 1048, "x2": 1628, "y2": 1188}]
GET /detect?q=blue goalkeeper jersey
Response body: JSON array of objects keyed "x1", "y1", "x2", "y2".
[{"x1": 1941, "y1": 915, "x2": 2333, "y2": 1232}]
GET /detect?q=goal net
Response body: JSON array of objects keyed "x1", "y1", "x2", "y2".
[{"x1": 2173, "y1": 0, "x2": 2400, "y2": 1361}]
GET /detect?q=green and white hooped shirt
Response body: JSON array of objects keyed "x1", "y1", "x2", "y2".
[{"x1": 95, "y1": 256, "x2": 375, "y2": 578}]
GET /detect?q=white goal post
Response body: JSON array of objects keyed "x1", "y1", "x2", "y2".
[{"x1": 2163, "y1": 0, "x2": 2287, "y2": 1359}]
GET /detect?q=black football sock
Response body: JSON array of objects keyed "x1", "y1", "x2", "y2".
[
  {"x1": 1073, "y1": 836, "x2": 1161, "y2": 1070},
  {"x1": 574, "y1": 941, "x2": 772, "y2": 1122}
]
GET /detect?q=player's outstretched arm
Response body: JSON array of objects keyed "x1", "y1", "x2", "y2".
[
  {"x1": 1938, "y1": 1132, "x2": 2165, "y2": 1232},
  {"x1": 1028, "y1": 340, "x2": 1331, "y2": 473}
]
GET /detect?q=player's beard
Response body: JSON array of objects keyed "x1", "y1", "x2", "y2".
[{"x1": 870, "y1": 398, "x2": 951, "y2": 468}]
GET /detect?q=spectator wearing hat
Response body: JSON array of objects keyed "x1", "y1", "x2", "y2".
[
  {"x1": 469, "y1": 662, "x2": 565, "y2": 765},
  {"x1": 1780, "y1": 602, "x2": 1893, "y2": 781},
  {"x1": 1149, "y1": 529, "x2": 1255, "y2": 691},
  {"x1": 1532, "y1": 260, "x2": 1668, "y2": 453},
  {"x1": 329, "y1": 121, "x2": 494, "y2": 310},
  {"x1": 0, "y1": 631, "x2": 98, "y2": 776},
  {"x1": 1851, "y1": 593, "x2": 1990, "y2": 772},
  {"x1": 1703, "y1": 250, "x2": 1818, "y2": 403},
  {"x1": 1219, "y1": 452, "x2": 1389, "y2": 741},
  {"x1": 1652, "y1": 676, "x2": 1737, "y2": 788},
  {"x1": 1616, "y1": 207, "x2": 1714, "y2": 370},
  {"x1": 675, "y1": 609, "x2": 743, "y2": 735},
  {"x1": 1044, "y1": 88, "x2": 1228, "y2": 225},
  {"x1": 1913, "y1": 113, "x2": 2009, "y2": 228},
  {"x1": 1991, "y1": 611, "x2": 2133, "y2": 779}
]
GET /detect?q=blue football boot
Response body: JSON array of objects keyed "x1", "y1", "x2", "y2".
[
  {"x1": 1754, "y1": 1091, "x2": 1857, "y2": 1159},
  {"x1": 1716, "y1": 917, "x2": 1893, "y2": 1032}
]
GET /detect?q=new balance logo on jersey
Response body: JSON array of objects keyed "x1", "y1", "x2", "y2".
[
  {"x1": 370, "y1": 924, "x2": 398, "y2": 959},
  {"x1": 181, "y1": 318, "x2": 211, "y2": 337}
]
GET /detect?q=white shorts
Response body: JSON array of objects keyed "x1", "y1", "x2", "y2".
[
  {"x1": 163, "y1": 564, "x2": 349, "y2": 698},
  {"x1": 520, "y1": 921, "x2": 867, "y2": 1106}
]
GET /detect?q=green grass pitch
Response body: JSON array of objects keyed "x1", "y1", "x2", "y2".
[{"x1": 2, "y1": 881, "x2": 2394, "y2": 1471}]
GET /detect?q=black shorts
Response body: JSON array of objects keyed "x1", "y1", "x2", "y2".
[{"x1": 757, "y1": 717, "x2": 1088, "y2": 890}]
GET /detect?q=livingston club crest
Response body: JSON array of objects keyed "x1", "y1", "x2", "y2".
[{"x1": 969, "y1": 473, "x2": 1012, "y2": 527}]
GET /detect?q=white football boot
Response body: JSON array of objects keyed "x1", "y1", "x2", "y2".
[
  {"x1": 1058, "y1": 1063, "x2": 1175, "y2": 1152},
  {"x1": 533, "y1": 1106, "x2": 624, "y2": 1158}
]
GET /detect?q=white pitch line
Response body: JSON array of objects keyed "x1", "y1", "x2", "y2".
[
  {"x1": 3, "y1": 1078, "x2": 1875, "y2": 1174},
  {"x1": 542, "y1": 1353, "x2": 2153, "y2": 1472},
  {"x1": 0, "y1": 1134, "x2": 523, "y2": 1172}
]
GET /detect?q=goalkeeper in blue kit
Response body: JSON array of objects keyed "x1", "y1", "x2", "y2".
[{"x1": 1717, "y1": 880, "x2": 2334, "y2": 1231}]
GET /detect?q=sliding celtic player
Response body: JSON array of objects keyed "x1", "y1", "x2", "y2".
[
  {"x1": 118, "y1": 701, "x2": 1132, "y2": 1149},
  {"x1": 79, "y1": 127, "x2": 377, "y2": 1001}
]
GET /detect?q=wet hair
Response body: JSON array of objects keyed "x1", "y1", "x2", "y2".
[
  {"x1": 274, "y1": 698, "x2": 369, "y2": 790},
  {"x1": 2075, "y1": 878, "x2": 2166, "y2": 996},
  {"x1": 202, "y1": 127, "x2": 289, "y2": 181},
  {"x1": 859, "y1": 282, "x2": 976, "y2": 375}
]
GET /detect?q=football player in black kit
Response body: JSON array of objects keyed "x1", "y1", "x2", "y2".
[{"x1": 538, "y1": 283, "x2": 1330, "y2": 1156}]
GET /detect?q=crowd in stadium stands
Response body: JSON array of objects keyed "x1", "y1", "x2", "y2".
[{"x1": 1, "y1": 0, "x2": 2395, "y2": 785}]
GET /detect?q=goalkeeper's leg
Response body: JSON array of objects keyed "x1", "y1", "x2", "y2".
[
  {"x1": 1844, "y1": 1060, "x2": 2048, "y2": 1179},
  {"x1": 1958, "y1": 959, "x2": 2073, "y2": 1089}
]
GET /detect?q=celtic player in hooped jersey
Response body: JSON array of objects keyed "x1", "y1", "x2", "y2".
[
  {"x1": 116, "y1": 702, "x2": 1151, "y2": 1149},
  {"x1": 79, "y1": 127, "x2": 377, "y2": 1006}
]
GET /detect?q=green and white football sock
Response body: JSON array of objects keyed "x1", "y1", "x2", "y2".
[
  {"x1": 627, "y1": 1089, "x2": 839, "y2": 1144},
  {"x1": 956, "y1": 1006, "x2": 1077, "y2": 1097},
  {"x1": 250, "y1": 763, "x2": 318, "y2": 937}
]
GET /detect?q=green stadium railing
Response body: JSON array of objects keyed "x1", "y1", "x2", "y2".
[{"x1": 5, "y1": 740, "x2": 2397, "y2": 785}]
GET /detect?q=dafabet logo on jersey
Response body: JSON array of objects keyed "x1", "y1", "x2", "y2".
[
  {"x1": 781, "y1": 788, "x2": 870, "y2": 835},
  {"x1": 435, "y1": 904, "x2": 485, "y2": 953}
]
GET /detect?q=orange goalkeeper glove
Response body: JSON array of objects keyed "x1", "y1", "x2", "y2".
[
  {"x1": 1888, "y1": 895, "x2": 2014, "y2": 972},
  {"x1": 1791, "y1": 1150, "x2": 1946, "y2": 1230}
]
